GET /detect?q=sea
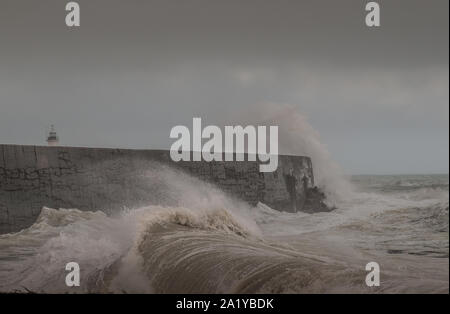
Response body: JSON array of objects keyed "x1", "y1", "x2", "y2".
[{"x1": 0, "y1": 171, "x2": 448, "y2": 293}]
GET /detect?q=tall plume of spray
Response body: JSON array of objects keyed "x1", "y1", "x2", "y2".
[{"x1": 235, "y1": 103, "x2": 353, "y2": 205}]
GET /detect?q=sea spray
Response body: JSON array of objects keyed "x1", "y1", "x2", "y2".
[{"x1": 231, "y1": 103, "x2": 353, "y2": 205}]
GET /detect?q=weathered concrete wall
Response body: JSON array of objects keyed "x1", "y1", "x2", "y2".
[{"x1": 0, "y1": 144, "x2": 317, "y2": 234}]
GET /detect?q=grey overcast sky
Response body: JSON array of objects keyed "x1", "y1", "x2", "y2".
[{"x1": 0, "y1": 0, "x2": 448, "y2": 174}]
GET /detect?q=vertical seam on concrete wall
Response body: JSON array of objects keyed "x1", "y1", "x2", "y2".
[
  {"x1": 2, "y1": 145, "x2": 6, "y2": 168},
  {"x1": 34, "y1": 146, "x2": 38, "y2": 166}
]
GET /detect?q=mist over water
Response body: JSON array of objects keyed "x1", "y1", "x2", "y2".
[
  {"x1": 235, "y1": 103, "x2": 353, "y2": 205},
  {"x1": 0, "y1": 107, "x2": 448, "y2": 293}
]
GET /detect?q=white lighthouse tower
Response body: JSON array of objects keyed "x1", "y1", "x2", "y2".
[{"x1": 46, "y1": 125, "x2": 59, "y2": 146}]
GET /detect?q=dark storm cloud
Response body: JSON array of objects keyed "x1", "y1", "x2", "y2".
[{"x1": 0, "y1": 0, "x2": 448, "y2": 174}]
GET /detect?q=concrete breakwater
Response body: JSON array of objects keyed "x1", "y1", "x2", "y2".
[{"x1": 0, "y1": 144, "x2": 328, "y2": 234}]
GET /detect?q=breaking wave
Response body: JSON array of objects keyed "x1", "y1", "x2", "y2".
[
  {"x1": 0, "y1": 172, "x2": 448, "y2": 293},
  {"x1": 0, "y1": 205, "x2": 380, "y2": 294}
]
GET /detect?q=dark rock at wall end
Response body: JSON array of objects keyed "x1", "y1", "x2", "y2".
[{"x1": 302, "y1": 187, "x2": 334, "y2": 213}]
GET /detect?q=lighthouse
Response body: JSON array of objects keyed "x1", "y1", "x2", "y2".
[{"x1": 46, "y1": 125, "x2": 59, "y2": 146}]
